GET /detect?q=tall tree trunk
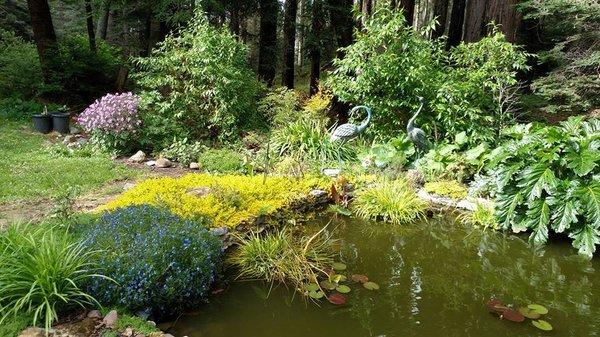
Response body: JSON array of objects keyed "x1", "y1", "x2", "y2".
[
  {"x1": 282, "y1": 0, "x2": 298, "y2": 88},
  {"x1": 295, "y1": 0, "x2": 307, "y2": 67},
  {"x1": 484, "y1": 0, "x2": 522, "y2": 42},
  {"x1": 258, "y1": 0, "x2": 278, "y2": 86},
  {"x1": 309, "y1": 0, "x2": 323, "y2": 95},
  {"x1": 463, "y1": 0, "x2": 486, "y2": 42},
  {"x1": 432, "y1": 0, "x2": 449, "y2": 38},
  {"x1": 229, "y1": 6, "x2": 240, "y2": 36},
  {"x1": 26, "y1": 0, "x2": 57, "y2": 80},
  {"x1": 361, "y1": 0, "x2": 373, "y2": 27},
  {"x1": 97, "y1": 0, "x2": 111, "y2": 40},
  {"x1": 328, "y1": 0, "x2": 354, "y2": 57},
  {"x1": 84, "y1": 0, "x2": 96, "y2": 52},
  {"x1": 447, "y1": 0, "x2": 466, "y2": 47},
  {"x1": 399, "y1": 0, "x2": 415, "y2": 26}
]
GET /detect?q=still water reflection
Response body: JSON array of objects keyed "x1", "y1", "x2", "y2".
[{"x1": 166, "y1": 214, "x2": 599, "y2": 337}]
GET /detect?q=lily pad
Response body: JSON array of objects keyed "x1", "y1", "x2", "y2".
[
  {"x1": 500, "y1": 309, "x2": 525, "y2": 323},
  {"x1": 336, "y1": 285, "x2": 351, "y2": 293},
  {"x1": 320, "y1": 280, "x2": 337, "y2": 290},
  {"x1": 527, "y1": 304, "x2": 549, "y2": 315},
  {"x1": 305, "y1": 283, "x2": 320, "y2": 292},
  {"x1": 363, "y1": 281, "x2": 380, "y2": 290},
  {"x1": 532, "y1": 320, "x2": 553, "y2": 331},
  {"x1": 327, "y1": 293, "x2": 347, "y2": 305},
  {"x1": 518, "y1": 307, "x2": 541, "y2": 319},
  {"x1": 330, "y1": 274, "x2": 343, "y2": 283},
  {"x1": 351, "y1": 274, "x2": 369, "y2": 283},
  {"x1": 309, "y1": 290, "x2": 324, "y2": 299},
  {"x1": 332, "y1": 262, "x2": 347, "y2": 271}
]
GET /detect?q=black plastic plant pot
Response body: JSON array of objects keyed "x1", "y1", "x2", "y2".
[
  {"x1": 51, "y1": 112, "x2": 71, "y2": 134},
  {"x1": 32, "y1": 114, "x2": 53, "y2": 134}
]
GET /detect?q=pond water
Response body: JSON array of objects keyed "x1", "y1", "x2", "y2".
[{"x1": 164, "y1": 214, "x2": 599, "y2": 337}]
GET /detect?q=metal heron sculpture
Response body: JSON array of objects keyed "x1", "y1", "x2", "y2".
[
  {"x1": 407, "y1": 97, "x2": 430, "y2": 154},
  {"x1": 330, "y1": 105, "x2": 372, "y2": 142}
]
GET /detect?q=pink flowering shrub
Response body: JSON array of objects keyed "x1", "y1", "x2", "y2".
[{"x1": 78, "y1": 92, "x2": 141, "y2": 133}]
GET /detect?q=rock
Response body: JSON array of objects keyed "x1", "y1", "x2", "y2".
[
  {"x1": 187, "y1": 187, "x2": 212, "y2": 197},
  {"x1": 210, "y1": 227, "x2": 228, "y2": 236},
  {"x1": 135, "y1": 335, "x2": 146, "y2": 337},
  {"x1": 406, "y1": 169, "x2": 425, "y2": 187},
  {"x1": 123, "y1": 328, "x2": 134, "y2": 337},
  {"x1": 309, "y1": 189, "x2": 327, "y2": 198},
  {"x1": 145, "y1": 160, "x2": 156, "y2": 167},
  {"x1": 87, "y1": 310, "x2": 102, "y2": 319},
  {"x1": 322, "y1": 168, "x2": 341, "y2": 177},
  {"x1": 155, "y1": 158, "x2": 172, "y2": 168},
  {"x1": 63, "y1": 135, "x2": 77, "y2": 144},
  {"x1": 129, "y1": 151, "x2": 147, "y2": 163},
  {"x1": 164, "y1": 334, "x2": 175, "y2": 337},
  {"x1": 66, "y1": 138, "x2": 88, "y2": 149},
  {"x1": 102, "y1": 310, "x2": 118, "y2": 328},
  {"x1": 123, "y1": 182, "x2": 136, "y2": 191},
  {"x1": 189, "y1": 162, "x2": 200, "y2": 170},
  {"x1": 146, "y1": 320, "x2": 156, "y2": 327},
  {"x1": 18, "y1": 327, "x2": 47, "y2": 337},
  {"x1": 69, "y1": 126, "x2": 81, "y2": 134}
]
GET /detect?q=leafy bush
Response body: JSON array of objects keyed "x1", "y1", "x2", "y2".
[
  {"x1": 0, "y1": 224, "x2": 101, "y2": 331},
  {"x1": 160, "y1": 138, "x2": 206, "y2": 166},
  {"x1": 0, "y1": 98, "x2": 62, "y2": 120},
  {"x1": 0, "y1": 30, "x2": 43, "y2": 99},
  {"x1": 358, "y1": 135, "x2": 414, "y2": 172},
  {"x1": 353, "y1": 178, "x2": 428, "y2": 225},
  {"x1": 424, "y1": 180, "x2": 468, "y2": 199},
  {"x1": 134, "y1": 13, "x2": 262, "y2": 145},
  {"x1": 198, "y1": 148, "x2": 244, "y2": 173},
  {"x1": 484, "y1": 117, "x2": 600, "y2": 257},
  {"x1": 519, "y1": 0, "x2": 600, "y2": 115},
  {"x1": 458, "y1": 203, "x2": 498, "y2": 230},
  {"x1": 258, "y1": 87, "x2": 302, "y2": 127},
  {"x1": 97, "y1": 174, "x2": 328, "y2": 228},
  {"x1": 230, "y1": 227, "x2": 336, "y2": 291},
  {"x1": 83, "y1": 205, "x2": 222, "y2": 317}
]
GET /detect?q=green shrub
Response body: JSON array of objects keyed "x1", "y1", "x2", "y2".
[
  {"x1": 160, "y1": 138, "x2": 206, "y2": 166},
  {"x1": 82, "y1": 205, "x2": 222, "y2": 317},
  {"x1": 134, "y1": 13, "x2": 262, "y2": 145},
  {"x1": 258, "y1": 87, "x2": 302, "y2": 127},
  {"x1": 0, "y1": 30, "x2": 43, "y2": 99},
  {"x1": 0, "y1": 98, "x2": 63, "y2": 120},
  {"x1": 424, "y1": 180, "x2": 468, "y2": 199},
  {"x1": 459, "y1": 203, "x2": 498, "y2": 230},
  {"x1": 198, "y1": 148, "x2": 244, "y2": 173},
  {"x1": 485, "y1": 117, "x2": 600, "y2": 257},
  {"x1": 230, "y1": 227, "x2": 336, "y2": 292},
  {"x1": 0, "y1": 224, "x2": 101, "y2": 332},
  {"x1": 353, "y1": 178, "x2": 428, "y2": 225}
]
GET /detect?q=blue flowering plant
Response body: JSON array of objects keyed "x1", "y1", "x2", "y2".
[{"x1": 82, "y1": 205, "x2": 222, "y2": 317}]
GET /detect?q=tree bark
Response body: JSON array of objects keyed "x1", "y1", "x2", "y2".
[
  {"x1": 26, "y1": 0, "x2": 57, "y2": 80},
  {"x1": 484, "y1": 0, "x2": 522, "y2": 42},
  {"x1": 84, "y1": 0, "x2": 96, "y2": 52},
  {"x1": 309, "y1": 0, "x2": 324, "y2": 95},
  {"x1": 432, "y1": 0, "x2": 449, "y2": 38},
  {"x1": 258, "y1": 0, "x2": 279, "y2": 86},
  {"x1": 447, "y1": 0, "x2": 466, "y2": 47},
  {"x1": 328, "y1": 0, "x2": 354, "y2": 57},
  {"x1": 282, "y1": 0, "x2": 298, "y2": 88},
  {"x1": 399, "y1": 0, "x2": 415, "y2": 26},
  {"x1": 96, "y1": 0, "x2": 111, "y2": 40},
  {"x1": 463, "y1": 0, "x2": 486, "y2": 42},
  {"x1": 361, "y1": 0, "x2": 373, "y2": 27}
]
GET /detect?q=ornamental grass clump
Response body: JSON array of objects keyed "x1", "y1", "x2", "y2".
[
  {"x1": 353, "y1": 178, "x2": 428, "y2": 225},
  {"x1": 82, "y1": 205, "x2": 222, "y2": 317},
  {"x1": 0, "y1": 224, "x2": 101, "y2": 332},
  {"x1": 77, "y1": 92, "x2": 141, "y2": 133}
]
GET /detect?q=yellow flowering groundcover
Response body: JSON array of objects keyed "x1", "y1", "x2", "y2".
[{"x1": 98, "y1": 174, "x2": 329, "y2": 228}]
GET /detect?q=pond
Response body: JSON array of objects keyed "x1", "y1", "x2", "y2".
[{"x1": 163, "y1": 214, "x2": 600, "y2": 337}]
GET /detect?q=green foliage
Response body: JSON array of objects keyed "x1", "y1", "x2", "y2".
[
  {"x1": 198, "y1": 148, "x2": 244, "y2": 173},
  {"x1": 519, "y1": 0, "x2": 600, "y2": 115},
  {"x1": 485, "y1": 117, "x2": 600, "y2": 257},
  {"x1": 358, "y1": 135, "x2": 414, "y2": 172},
  {"x1": 160, "y1": 138, "x2": 206, "y2": 166},
  {"x1": 114, "y1": 313, "x2": 160, "y2": 335},
  {"x1": 0, "y1": 30, "x2": 43, "y2": 99},
  {"x1": 326, "y1": 8, "x2": 529, "y2": 145},
  {"x1": 424, "y1": 180, "x2": 468, "y2": 199},
  {"x1": 271, "y1": 119, "x2": 355, "y2": 164},
  {"x1": 0, "y1": 311, "x2": 31, "y2": 337},
  {"x1": 0, "y1": 224, "x2": 101, "y2": 332},
  {"x1": 0, "y1": 98, "x2": 62, "y2": 120},
  {"x1": 134, "y1": 13, "x2": 262, "y2": 146},
  {"x1": 230, "y1": 227, "x2": 336, "y2": 292},
  {"x1": 459, "y1": 203, "x2": 499, "y2": 230},
  {"x1": 353, "y1": 178, "x2": 428, "y2": 225},
  {"x1": 258, "y1": 87, "x2": 302, "y2": 127}
]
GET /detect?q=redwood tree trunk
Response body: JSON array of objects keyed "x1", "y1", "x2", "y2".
[
  {"x1": 309, "y1": 0, "x2": 323, "y2": 95},
  {"x1": 26, "y1": 0, "x2": 57, "y2": 80},
  {"x1": 432, "y1": 0, "x2": 449, "y2": 38},
  {"x1": 463, "y1": 0, "x2": 486, "y2": 42},
  {"x1": 400, "y1": 0, "x2": 415, "y2": 26},
  {"x1": 84, "y1": 0, "x2": 96, "y2": 52},
  {"x1": 282, "y1": 0, "x2": 298, "y2": 88},
  {"x1": 447, "y1": 0, "x2": 466, "y2": 47},
  {"x1": 97, "y1": 0, "x2": 111, "y2": 40},
  {"x1": 258, "y1": 0, "x2": 279, "y2": 86},
  {"x1": 328, "y1": 0, "x2": 354, "y2": 57}
]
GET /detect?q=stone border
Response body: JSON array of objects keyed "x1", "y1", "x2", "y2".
[{"x1": 417, "y1": 189, "x2": 493, "y2": 211}]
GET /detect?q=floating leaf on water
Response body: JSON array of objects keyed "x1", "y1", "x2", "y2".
[
  {"x1": 320, "y1": 280, "x2": 337, "y2": 290},
  {"x1": 327, "y1": 293, "x2": 347, "y2": 305},
  {"x1": 363, "y1": 281, "x2": 380, "y2": 290},
  {"x1": 305, "y1": 283, "x2": 320, "y2": 292},
  {"x1": 332, "y1": 262, "x2": 347, "y2": 271},
  {"x1": 351, "y1": 274, "x2": 369, "y2": 283},
  {"x1": 532, "y1": 320, "x2": 553, "y2": 331},
  {"x1": 527, "y1": 304, "x2": 549, "y2": 315},
  {"x1": 500, "y1": 309, "x2": 525, "y2": 323},
  {"x1": 331, "y1": 274, "x2": 343, "y2": 283},
  {"x1": 309, "y1": 290, "x2": 324, "y2": 299},
  {"x1": 336, "y1": 285, "x2": 351, "y2": 293},
  {"x1": 518, "y1": 307, "x2": 541, "y2": 319},
  {"x1": 337, "y1": 274, "x2": 347, "y2": 282}
]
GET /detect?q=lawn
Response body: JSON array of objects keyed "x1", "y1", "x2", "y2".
[{"x1": 0, "y1": 119, "x2": 136, "y2": 203}]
